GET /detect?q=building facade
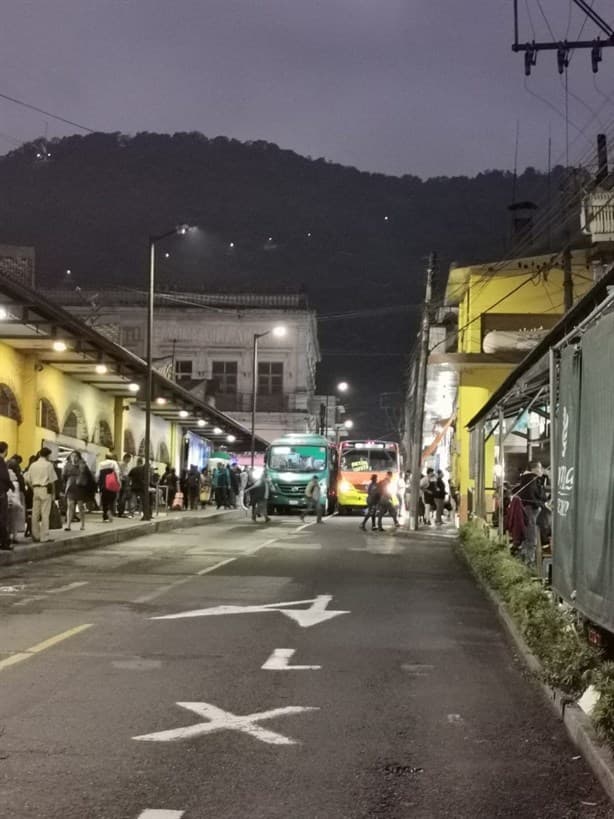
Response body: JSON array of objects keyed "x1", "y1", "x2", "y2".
[
  {"x1": 419, "y1": 250, "x2": 596, "y2": 521},
  {"x1": 49, "y1": 290, "x2": 321, "y2": 444}
]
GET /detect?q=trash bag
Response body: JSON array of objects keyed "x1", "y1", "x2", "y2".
[{"x1": 49, "y1": 500, "x2": 63, "y2": 530}]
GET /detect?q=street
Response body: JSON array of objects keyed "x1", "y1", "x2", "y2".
[{"x1": 0, "y1": 514, "x2": 611, "y2": 819}]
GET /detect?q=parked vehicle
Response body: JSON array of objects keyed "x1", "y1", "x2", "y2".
[
  {"x1": 336, "y1": 440, "x2": 401, "y2": 514},
  {"x1": 266, "y1": 434, "x2": 338, "y2": 514}
]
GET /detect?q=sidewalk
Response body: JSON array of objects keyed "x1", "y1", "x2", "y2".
[{"x1": 0, "y1": 506, "x2": 238, "y2": 568}]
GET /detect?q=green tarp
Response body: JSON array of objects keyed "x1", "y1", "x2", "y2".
[{"x1": 553, "y1": 310, "x2": 614, "y2": 631}]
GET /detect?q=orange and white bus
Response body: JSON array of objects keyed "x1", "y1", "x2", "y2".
[{"x1": 336, "y1": 440, "x2": 401, "y2": 514}]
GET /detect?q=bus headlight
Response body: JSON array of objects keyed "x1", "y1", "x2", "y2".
[{"x1": 338, "y1": 479, "x2": 352, "y2": 494}]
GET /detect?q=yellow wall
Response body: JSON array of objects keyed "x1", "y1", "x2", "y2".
[
  {"x1": 0, "y1": 341, "x2": 178, "y2": 470},
  {"x1": 458, "y1": 267, "x2": 593, "y2": 354},
  {"x1": 456, "y1": 367, "x2": 512, "y2": 519}
]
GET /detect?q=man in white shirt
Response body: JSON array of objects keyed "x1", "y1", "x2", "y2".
[{"x1": 25, "y1": 447, "x2": 58, "y2": 543}]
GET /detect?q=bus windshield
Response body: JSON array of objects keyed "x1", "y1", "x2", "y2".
[
  {"x1": 340, "y1": 447, "x2": 398, "y2": 473},
  {"x1": 268, "y1": 445, "x2": 327, "y2": 473}
]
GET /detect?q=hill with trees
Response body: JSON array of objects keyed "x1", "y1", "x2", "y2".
[{"x1": 0, "y1": 132, "x2": 570, "y2": 435}]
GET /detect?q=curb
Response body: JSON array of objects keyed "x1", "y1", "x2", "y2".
[
  {"x1": 0, "y1": 510, "x2": 231, "y2": 568},
  {"x1": 455, "y1": 539, "x2": 614, "y2": 805}
]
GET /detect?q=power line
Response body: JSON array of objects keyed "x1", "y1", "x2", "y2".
[{"x1": 0, "y1": 91, "x2": 96, "y2": 134}]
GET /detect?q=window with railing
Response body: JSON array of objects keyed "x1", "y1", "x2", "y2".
[
  {"x1": 174, "y1": 360, "x2": 193, "y2": 381},
  {"x1": 212, "y1": 361, "x2": 238, "y2": 393},
  {"x1": 258, "y1": 361, "x2": 283, "y2": 394}
]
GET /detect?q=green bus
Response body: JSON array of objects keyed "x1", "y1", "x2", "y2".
[{"x1": 265, "y1": 433, "x2": 338, "y2": 514}]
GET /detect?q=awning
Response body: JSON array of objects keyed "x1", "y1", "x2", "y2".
[{"x1": 0, "y1": 272, "x2": 268, "y2": 452}]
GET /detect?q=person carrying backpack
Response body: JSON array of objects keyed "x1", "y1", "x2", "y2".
[
  {"x1": 360, "y1": 474, "x2": 380, "y2": 531},
  {"x1": 97, "y1": 452, "x2": 121, "y2": 522}
]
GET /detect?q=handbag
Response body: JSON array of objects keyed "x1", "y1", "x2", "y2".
[
  {"x1": 49, "y1": 500, "x2": 63, "y2": 530},
  {"x1": 104, "y1": 471, "x2": 121, "y2": 493},
  {"x1": 172, "y1": 491, "x2": 184, "y2": 510}
]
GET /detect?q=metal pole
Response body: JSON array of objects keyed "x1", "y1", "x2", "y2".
[
  {"x1": 326, "y1": 394, "x2": 330, "y2": 438},
  {"x1": 409, "y1": 252, "x2": 436, "y2": 529},
  {"x1": 250, "y1": 334, "x2": 258, "y2": 468},
  {"x1": 143, "y1": 238, "x2": 155, "y2": 521},
  {"x1": 563, "y1": 245, "x2": 573, "y2": 312},
  {"x1": 498, "y1": 406, "x2": 505, "y2": 538}
]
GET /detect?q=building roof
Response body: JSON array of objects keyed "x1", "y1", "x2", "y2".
[
  {"x1": 45, "y1": 287, "x2": 312, "y2": 312},
  {"x1": 467, "y1": 263, "x2": 614, "y2": 429},
  {"x1": 445, "y1": 248, "x2": 593, "y2": 306},
  {"x1": 0, "y1": 273, "x2": 269, "y2": 451}
]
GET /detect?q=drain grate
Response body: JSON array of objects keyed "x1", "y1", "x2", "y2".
[{"x1": 382, "y1": 764, "x2": 424, "y2": 776}]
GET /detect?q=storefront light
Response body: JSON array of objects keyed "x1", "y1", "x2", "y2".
[
  {"x1": 179, "y1": 410, "x2": 189, "y2": 419},
  {"x1": 197, "y1": 419, "x2": 206, "y2": 428},
  {"x1": 95, "y1": 364, "x2": 108, "y2": 375},
  {"x1": 52, "y1": 340, "x2": 68, "y2": 352},
  {"x1": 226, "y1": 434, "x2": 236, "y2": 443},
  {"x1": 155, "y1": 396, "x2": 167, "y2": 406},
  {"x1": 0, "y1": 308, "x2": 8, "y2": 321},
  {"x1": 128, "y1": 382, "x2": 140, "y2": 393},
  {"x1": 213, "y1": 427, "x2": 222, "y2": 435}
]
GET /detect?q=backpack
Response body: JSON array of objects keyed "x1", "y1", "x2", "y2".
[{"x1": 104, "y1": 471, "x2": 121, "y2": 493}]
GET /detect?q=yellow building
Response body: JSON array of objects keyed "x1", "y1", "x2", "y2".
[
  {"x1": 438, "y1": 249, "x2": 595, "y2": 520},
  {"x1": 0, "y1": 272, "x2": 265, "y2": 472}
]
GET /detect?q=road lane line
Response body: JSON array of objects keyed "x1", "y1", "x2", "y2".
[
  {"x1": 137, "y1": 812, "x2": 184, "y2": 819},
  {"x1": 133, "y1": 538, "x2": 281, "y2": 604},
  {"x1": 262, "y1": 648, "x2": 321, "y2": 670},
  {"x1": 0, "y1": 623, "x2": 93, "y2": 673},
  {"x1": 47, "y1": 581, "x2": 89, "y2": 594}
]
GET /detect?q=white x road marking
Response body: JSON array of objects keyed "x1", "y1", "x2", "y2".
[
  {"x1": 152, "y1": 594, "x2": 349, "y2": 628},
  {"x1": 133, "y1": 701, "x2": 319, "y2": 746}
]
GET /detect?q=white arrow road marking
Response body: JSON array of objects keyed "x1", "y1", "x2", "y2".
[
  {"x1": 152, "y1": 594, "x2": 349, "y2": 628},
  {"x1": 133, "y1": 701, "x2": 319, "y2": 746},
  {"x1": 262, "y1": 648, "x2": 321, "y2": 671},
  {"x1": 137, "y1": 811, "x2": 184, "y2": 819}
]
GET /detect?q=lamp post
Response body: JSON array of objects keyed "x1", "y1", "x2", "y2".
[
  {"x1": 250, "y1": 325, "x2": 286, "y2": 467},
  {"x1": 323, "y1": 381, "x2": 349, "y2": 438},
  {"x1": 143, "y1": 224, "x2": 191, "y2": 521},
  {"x1": 336, "y1": 418, "x2": 353, "y2": 446}
]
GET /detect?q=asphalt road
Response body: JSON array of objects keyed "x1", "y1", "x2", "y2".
[{"x1": 0, "y1": 513, "x2": 611, "y2": 819}]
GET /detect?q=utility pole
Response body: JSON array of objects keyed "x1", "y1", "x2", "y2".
[
  {"x1": 563, "y1": 244, "x2": 573, "y2": 312},
  {"x1": 409, "y1": 252, "x2": 436, "y2": 530}
]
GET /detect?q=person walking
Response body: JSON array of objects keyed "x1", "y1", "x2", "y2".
[
  {"x1": 0, "y1": 442, "x2": 15, "y2": 550},
  {"x1": 360, "y1": 474, "x2": 380, "y2": 531},
  {"x1": 63, "y1": 451, "x2": 93, "y2": 532},
  {"x1": 420, "y1": 468, "x2": 435, "y2": 525},
  {"x1": 516, "y1": 461, "x2": 546, "y2": 567},
  {"x1": 248, "y1": 470, "x2": 270, "y2": 522},
  {"x1": 301, "y1": 475, "x2": 323, "y2": 523},
  {"x1": 24, "y1": 447, "x2": 57, "y2": 543},
  {"x1": 376, "y1": 471, "x2": 400, "y2": 531},
  {"x1": 117, "y1": 453, "x2": 133, "y2": 517},
  {"x1": 433, "y1": 469, "x2": 447, "y2": 525},
  {"x1": 212, "y1": 463, "x2": 230, "y2": 509},
  {"x1": 238, "y1": 467, "x2": 249, "y2": 511},
  {"x1": 97, "y1": 452, "x2": 121, "y2": 523},
  {"x1": 228, "y1": 465, "x2": 240, "y2": 509},
  {"x1": 128, "y1": 457, "x2": 146, "y2": 518},
  {"x1": 185, "y1": 465, "x2": 201, "y2": 511}
]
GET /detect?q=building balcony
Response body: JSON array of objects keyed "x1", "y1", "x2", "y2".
[
  {"x1": 213, "y1": 392, "x2": 290, "y2": 413},
  {"x1": 582, "y1": 191, "x2": 614, "y2": 243}
]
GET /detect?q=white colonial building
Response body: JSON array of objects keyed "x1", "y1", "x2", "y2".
[{"x1": 46, "y1": 289, "x2": 321, "y2": 445}]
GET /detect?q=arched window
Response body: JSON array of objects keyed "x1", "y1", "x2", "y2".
[
  {"x1": 63, "y1": 411, "x2": 79, "y2": 438},
  {"x1": 0, "y1": 384, "x2": 21, "y2": 423},
  {"x1": 96, "y1": 419, "x2": 114, "y2": 449},
  {"x1": 158, "y1": 441, "x2": 170, "y2": 465},
  {"x1": 38, "y1": 398, "x2": 59, "y2": 433},
  {"x1": 138, "y1": 438, "x2": 154, "y2": 459},
  {"x1": 123, "y1": 429, "x2": 136, "y2": 456}
]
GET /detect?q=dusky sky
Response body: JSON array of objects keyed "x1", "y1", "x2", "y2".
[{"x1": 2, "y1": 0, "x2": 613, "y2": 178}]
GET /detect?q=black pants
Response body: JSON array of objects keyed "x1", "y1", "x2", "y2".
[
  {"x1": 0, "y1": 492, "x2": 9, "y2": 548},
  {"x1": 215, "y1": 488, "x2": 228, "y2": 508},
  {"x1": 188, "y1": 489, "x2": 199, "y2": 510},
  {"x1": 377, "y1": 500, "x2": 398, "y2": 529},
  {"x1": 101, "y1": 489, "x2": 116, "y2": 520},
  {"x1": 361, "y1": 503, "x2": 378, "y2": 529}
]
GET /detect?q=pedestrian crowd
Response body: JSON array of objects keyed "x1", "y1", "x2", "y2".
[
  {"x1": 0, "y1": 444, "x2": 271, "y2": 551},
  {"x1": 359, "y1": 470, "x2": 402, "y2": 531}
]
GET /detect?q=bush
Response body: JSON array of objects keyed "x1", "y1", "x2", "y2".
[
  {"x1": 592, "y1": 663, "x2": 614, "y2": 747},
  {"x1": 459, "y1": 522, "x2": 601, "y2": 697}
]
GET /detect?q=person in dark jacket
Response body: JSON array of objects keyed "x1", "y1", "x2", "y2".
[
  {"x1": 128, "y1": 458, "x2": 146, "y2": 518},
  {"x1": 0, "y1": 442, "x2": 15, "y2": 549},
  {"x1": 433, "y1": 470, "x2": 447, "y2": 525},
  {"x1": 516, "y1": 461, "x2": 546, "y2": 566},
  {"x1": 360, "y1": 475, "x2": 380, "y2": 531}
]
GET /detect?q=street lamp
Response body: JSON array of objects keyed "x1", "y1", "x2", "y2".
[
  {"x1": 322, "y1": 381, "x2": 350, "y2": 438},
  {"x1": 336, "y1": 418, "x2": 354, "y2": 446},
  {"x1": 143, "y1": 224, "x2": 193, "y2": 521},
  {"x1": 251, "y1": 325, "x2": 287, "y2": 466}
]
